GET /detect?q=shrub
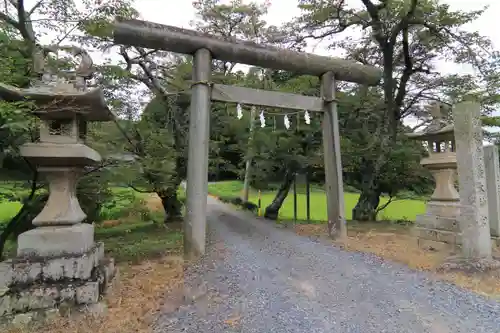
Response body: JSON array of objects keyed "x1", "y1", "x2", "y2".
[
  {"x1": 100, "y1": 188, "x2": 155, "y2": 222},
  {"x1": 78, "y1": 171, "x2": 113, "y2": 224}
]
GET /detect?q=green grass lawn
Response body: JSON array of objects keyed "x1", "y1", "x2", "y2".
[
  {"x1": 0, "y1": 201, "x2": 22, "y2": 223},
  {"x1": 95, "y1": 221, "x2": 183, "y2": 263},
  {"x1": 208, "y1": 180, "x2": 426, "y2": 222},
  {"x1": 0, "y1": 185, "x2": 154, "y2": 224}
]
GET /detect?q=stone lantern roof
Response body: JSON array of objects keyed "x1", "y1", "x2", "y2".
[
  {"x1": 0, "y1": 45, "x2": 114, "y2": 121},
  {"x1": 406, "y1": 103, "x2": 454, "y2": 142}
]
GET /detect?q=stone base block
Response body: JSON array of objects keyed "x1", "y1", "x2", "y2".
[
  {"x1": 0, "y1": 242, "x2": 116, "y2": 323},
  {"x1": 413, "y1": 226, "x2": 461, "y2": 245},
  {"x1": 438, "y1": 255, "x2": 500, "y2": 273},
  {"x1": 1, "y1": 243, "x2": 104, "y2": 290},
  {"x1": 425, "y1": 201, "x2": 460, "y2": 220},
  {"x1": 416, "y1": 238, "x2": 453, "y2": 252},
  {"x1": 415, "y1": 213, "x2": 459, "y2": 232},
  {"x1": 17, "y1": 224, "x2": 94, "y2": 257},
  {"x1": 414, "y1": 227, "x2": 500, "y2": 250},
  {"x1": 0, "y1": 301, "x2": 109, "y2": 329}
]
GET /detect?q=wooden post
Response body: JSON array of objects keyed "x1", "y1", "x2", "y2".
[
  {"x1": 184, "y1": 48, "x2": 212, "y2": 259},
  {"x1": 293, "y1": 173, "x2": 298, "y2": 224},
  {"x1": 321, "y1": 72, "x2": 347, "y2": 239},
  {"x1": 258, "y1": 190, "x2": 262, "y2": 217},
  {"x1": 306, "y1": 170, "x2": 311, "y2": 223}
]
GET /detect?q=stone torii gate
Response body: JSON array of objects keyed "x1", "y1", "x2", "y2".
[{"x1": 112, "y1": 18, "x2": 382, "y2": 258}]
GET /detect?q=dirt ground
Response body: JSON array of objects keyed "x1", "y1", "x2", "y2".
[{"x1": 294, "y1": 223, "x2": 500, "y2": 298}]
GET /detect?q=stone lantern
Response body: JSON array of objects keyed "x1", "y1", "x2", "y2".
[
  {"x1": 0, "y1": 46, "x2": 115, "y2": 324},
  {"x1": 407, "y1": 103, "x2": 460, "y2": 245}
]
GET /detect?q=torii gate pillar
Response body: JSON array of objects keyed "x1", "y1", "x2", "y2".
[{"x1": 184, "y1": 48, "x2": 212, "y2": 259}]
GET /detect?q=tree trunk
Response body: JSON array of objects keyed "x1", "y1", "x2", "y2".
[
  {"x1": 0, "y1": 172, "x2": 40, "y2": 260},
  {"x1": 352, "y1": 187, "x2": 381, "y2": 221},
  {"x1": 157, "y1": 188, "x2": 183, "y2": 223},
  {"x1": 0, "y1": 205, "x2": 28, "y2": 261},
  {"x1": 264, "y1": 170, "x2": 295, "y2": 220},
  {"x1": 352, "y1": 166, "x2": 382, "y2": 221}
]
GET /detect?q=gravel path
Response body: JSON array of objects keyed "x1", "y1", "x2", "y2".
[{"x1": 155, "y1": 197, "x2": 500, "y2": 332}]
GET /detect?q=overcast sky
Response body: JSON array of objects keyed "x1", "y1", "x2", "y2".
[{"x1": 133, "y1": 0, "x2": 500, "y2": 76}]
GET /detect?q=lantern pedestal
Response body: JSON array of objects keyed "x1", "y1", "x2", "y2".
[
  {"x1": 17, "y1": 224, "x2": 95, "y2": 258},
  {"x1": 406, "y1": 103, "x2": 462, "y2": 247},
  {"x1": 413, "y1": 153, "x2": 462, "y2": 245}
]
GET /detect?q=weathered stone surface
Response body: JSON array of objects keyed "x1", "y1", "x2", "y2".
[
  {"x1": 453, "y1": 101, "x2": 492, "y2": 258},
  {"x1": 98, "y1": 258, "x2": 116, "y2": 296},
  {"x1": 0, "y1": 295, "x2": 11, "y2": 316},
  {"x1": 75, "y1": 282, "x2": 99, "y2": 304},
  {"x1": 413, "y1": 226, "x2": 461, "y2": 245},
  {"x1": 0, "y1": 275, "x2": 109, "y2": 317},
  {"x1": 42, "y1": 259, "x2": 64, "y2": 281},
  {"x1": 438, "y1": 255, "x2": 500, "y2": 273},
  {"x1": 425, "y1": 201, "x2": 460, "y2": 221},
  {"x1": 0, "y1": 263, "x2": 12, "y2": 294},
  {"x1": 2, "y1": 242, "x2": 104, "y2": 288},
  {"x1": 0, "y1": 244, "x2": 113, "y2": 321},
  {"x1": 14, "y1": 287, "x2": 59, "y2": 311},
  {"x1": 484, "y1": 145, "x2": 500, "y2": 237},
  {"x1": 12, "y1": 262, "x2": 42, "y2": 285},
  {"x1": 17, "y1": 223, "x2": 95, "y2": 257},
  {"x1": 11, "y1": 312, "x2": 33, "y2": 327},
  {"x1": 415, "y1": 214, "x2": 459, "y2": 232},
  {"x1": 59, "y1": 286, "x2": 76, "y2": 302},
  {"x1": 104, "y1": 258, "x2": 115, "y2": 282}
]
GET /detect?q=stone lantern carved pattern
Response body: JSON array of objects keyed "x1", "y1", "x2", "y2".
[{"x1": 407, "y1": 103, "x2": 461, "y2": 244}]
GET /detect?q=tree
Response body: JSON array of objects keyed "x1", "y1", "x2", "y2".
[
  {"x1": 291, "y1": 0, "x2": 500, "y2": 220},
  {"x1": 0, "y1": 0, "x2": 135, "y2": 258},
  {"x1": 192, "y1": 0, "x2": 277, "y2": 199}
]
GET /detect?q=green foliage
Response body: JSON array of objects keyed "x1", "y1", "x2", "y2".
[
  {"x1": 78, "y1": 171, "x2": 113, "y2": 223},
  {"x1": 286, "y1": 0, "x2": 500, "y2": 219},
  {"x1": 100, "y1": 188, "x2": 153, "y2": 222}
]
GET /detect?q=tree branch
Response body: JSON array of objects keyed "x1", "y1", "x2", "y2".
[
  {"x1": 128, "y1": 183, "x2": 153, "y2": 193},
  {"x1": 388, "y1": 0, "x2": 418, "y2": 48},
  {"x1": 375, "y1": 195, "x2": 400, "y2": 214},
  {"x1": 14, "y1": 0, "x2": 35, "y2": 43},
  {"x1": 0, "y1": 11, "x2": 21, "y2": 29},
  {"x1": 28, "y1": 0, "x2": 44, "y2": 16}
]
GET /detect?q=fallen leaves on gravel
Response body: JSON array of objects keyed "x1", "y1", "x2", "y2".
[{"x1": 294, "y1": 223, "x2": 500, "y2": 298}]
